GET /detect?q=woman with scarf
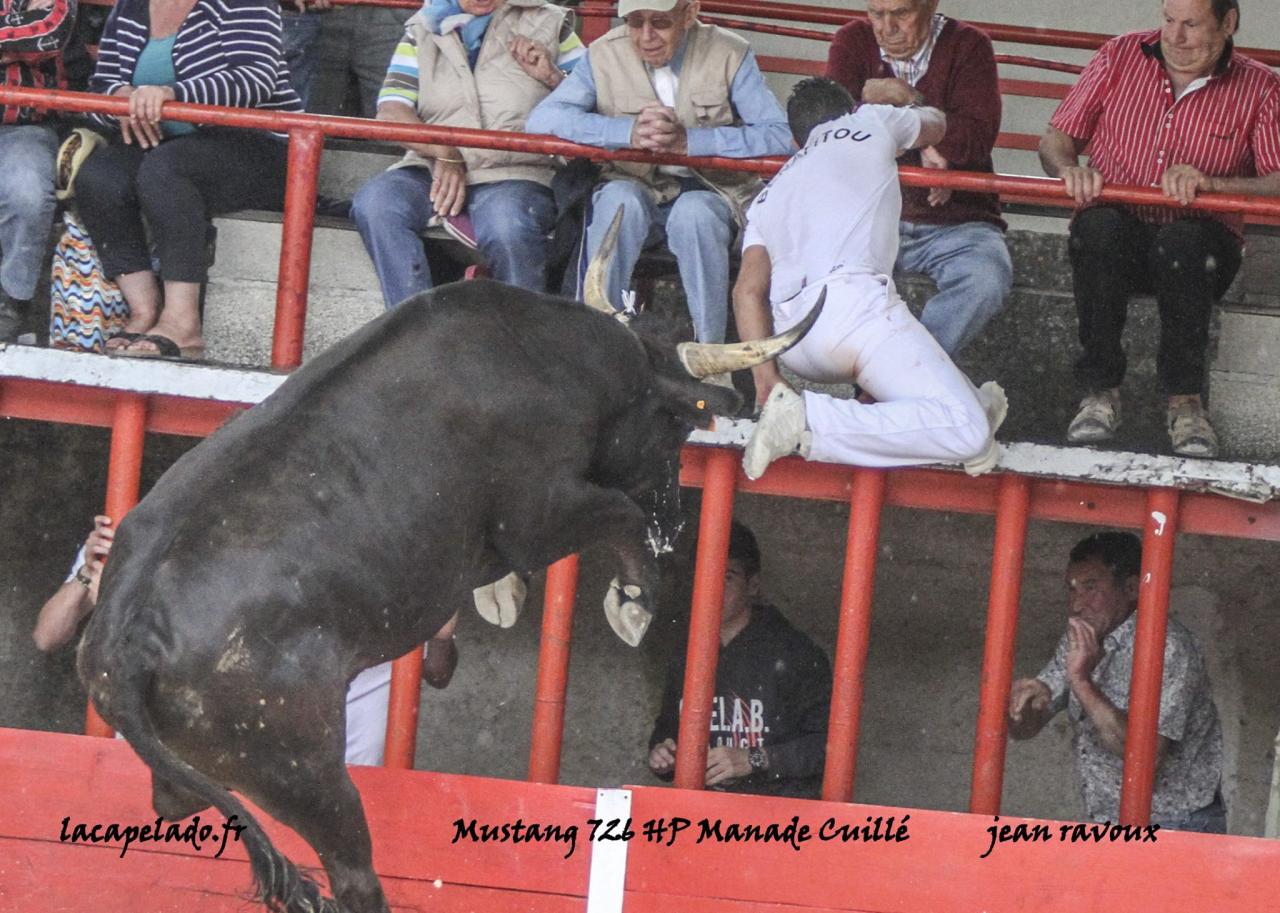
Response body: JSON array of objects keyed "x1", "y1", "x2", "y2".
[
  {"x1": 75, "y1": 0, "x2": 302, "y2": 359},
  {"x1": 351, "y1": 0, "x2": 583, "y2": 308}
]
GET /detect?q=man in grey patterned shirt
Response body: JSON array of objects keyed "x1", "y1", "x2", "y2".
[{"x1": 1007, "y1": 532, "x2": 1225, "y2": 832}]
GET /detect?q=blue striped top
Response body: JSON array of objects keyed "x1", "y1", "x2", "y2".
[{"x1": 89, "y1": 0, "x2": 302, "y2": 132}]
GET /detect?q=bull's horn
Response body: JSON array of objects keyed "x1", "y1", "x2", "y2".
[
  {"x1": 677, "y1": 288, "x2": 826, "y2": 378},
  {"x1": 583, "y1": 209, "x2": 626, "y2": 319}
]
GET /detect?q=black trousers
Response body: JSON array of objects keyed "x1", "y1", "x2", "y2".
[
  {"x1": 76, "y1": 128, "x2": 288, "y2": 284},
  {"x1": 1068, "y1": 206, "x2": 1242, "y2": 396}
]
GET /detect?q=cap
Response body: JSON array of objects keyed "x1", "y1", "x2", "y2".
[{"x1": 617, "y1": 0, "x2": 681, "y2": 17}]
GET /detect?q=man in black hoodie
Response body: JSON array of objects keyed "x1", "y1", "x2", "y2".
[{"x1": 648, "y1": 522, "x2": 832, "y2": 798}]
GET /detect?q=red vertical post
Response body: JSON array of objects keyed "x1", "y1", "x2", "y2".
[
  {"x1": 1119, "y1": 487, "x2": 1181, "y2": 825},
  {"x1": 384, "y1": 646, "x2": 425, "y2": 769},
  {"x1": 969, "y1": 473, "x2": 1031, "y2": 814},
  {"x1": 822, "y1": 468, "x2": 886, "y2": 802},
  {"x1": 85, "y1": 394, "x2": 148, "y2": 738},
  {"x1": 529, "y1": 555, "x2": 580, "y2": 783},
  {"x1": 673, "y1": 447, "x2": 737, "y2": 790},
  {"x1": 271, "y1": 127, "x2": 323, "y2": 371}
]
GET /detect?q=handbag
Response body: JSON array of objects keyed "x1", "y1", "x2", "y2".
[
  {"x1": 49, "y1": 128, "x2": 129, "y2": 353},
  {"x1": 49, "y1": 210, "x2": 128, "y2": 353}
]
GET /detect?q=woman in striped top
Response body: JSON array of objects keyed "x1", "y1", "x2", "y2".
[{"x1": 74, "y1": 0, "x2": 303, "y2": 360}]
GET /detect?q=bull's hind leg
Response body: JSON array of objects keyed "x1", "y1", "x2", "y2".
[
  {"x1": 237, "y1": 742, "x2": 389, "y2": 913},
  {"x1": 152, "y1": 775, "x2": 210, "y2": 820},
  {"x1": 494, "y1": 477, "x2": 658, "y2": 645}
]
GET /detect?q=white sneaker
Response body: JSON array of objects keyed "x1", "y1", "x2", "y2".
[
  {"x1": 742, "y1": 385, "x2": 811, "y2": 480},
  {"x1": 1067, "y1": 389, "x2": 1121, "y2": 443},
  {"x1": 963, "y1": 381, "x2": 1009, "y2": 476}
]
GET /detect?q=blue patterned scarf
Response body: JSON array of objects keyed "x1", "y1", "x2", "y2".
[{"x1": 422, "y1": 0, "x2": 493, "y2": 67}]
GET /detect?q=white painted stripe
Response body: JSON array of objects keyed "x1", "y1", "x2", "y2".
[
  {"x1": 0, "y1": 345, "x2": 285, "y2": 405},
  {"x1": 585, "y1": 788, "x2": 630, "y2": 913},
  {"x1": 3, "y1": 345, "x2": 1277, "y2": 501}
]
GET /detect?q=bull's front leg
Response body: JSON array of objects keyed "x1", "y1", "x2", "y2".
[{"x1": 492, "y1": 478, "x2": 657, "y2": 646}]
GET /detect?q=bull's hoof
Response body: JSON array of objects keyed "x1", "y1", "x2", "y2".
[
  {"x1": 473, "y1": 572, "x2": 527, "y2": 628},
  {"x1": 603, "y1": 577, "x2": 653, "y2": 647}
]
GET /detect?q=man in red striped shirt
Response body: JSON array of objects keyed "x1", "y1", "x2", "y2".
[{"x1": 1039, "y1": 0, "x2": 1280, "y2": 458}]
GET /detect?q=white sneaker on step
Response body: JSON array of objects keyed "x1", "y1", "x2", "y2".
[{"x1": 963, "y1": 381, "x2": 1008, "y2": 476}]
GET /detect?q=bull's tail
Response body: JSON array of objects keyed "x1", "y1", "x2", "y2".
[{"x1": 104, "y1": 661, "x2": 340, "y2": 913}]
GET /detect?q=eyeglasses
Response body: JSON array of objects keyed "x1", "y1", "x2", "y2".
[{"x1": 624, "y1": 7, "x2": 685, "y2": 31}]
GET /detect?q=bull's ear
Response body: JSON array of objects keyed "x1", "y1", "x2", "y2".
[{"x1": 653, "y1": 374, "x2": 742, "y2": 429}]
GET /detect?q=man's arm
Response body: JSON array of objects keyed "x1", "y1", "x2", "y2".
[
  {"x1": 910, "y1": 107, "x2": 946, "y2": 151},
  {"x1": 757, "y1": 642, "x2": 832, "y2": 783},
  {"x1": 684, "y1": 51, "x2": 793, "y2": 158},
  {"x1": 732, "y1": 244, "x2": 785, "y2": 408},
  {"x1": 32, "y1": 582, "x2": 94, "y2": 653},
  {"x1": 928, "y1": 28, "x2": 1001, "y2": 167},
  {"x1": 1039, "y1": 127, "x2": 1105, "y2": 204},
  {"x1": 525, "y1": 51, "x2": 636, "y2": 150},
  {"x1": 1065, "y1": 618, "x2": 1170, "y2": 763}
]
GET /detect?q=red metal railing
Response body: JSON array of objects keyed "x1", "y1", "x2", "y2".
[{"x1": 4, "y1": 36, "x2": 1280, "y2": 825}]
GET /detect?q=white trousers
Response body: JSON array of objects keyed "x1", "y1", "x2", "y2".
[{"x1": 774, "y1": 272, "x2": 992, "y2": 468}]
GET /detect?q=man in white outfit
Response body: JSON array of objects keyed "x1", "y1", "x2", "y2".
[{"x1": 733, "y1": 77, "x2": 1006, "y2": 479}]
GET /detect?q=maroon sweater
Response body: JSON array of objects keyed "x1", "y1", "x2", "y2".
[{"x1": 825, "y1": 17, "x2": 1005, "y2": 230}]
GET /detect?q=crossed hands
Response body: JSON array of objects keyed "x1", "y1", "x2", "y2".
[
  {"x1": 631, "y1": 104, "x2": 688, "y2": 155},
  {"x1": 648, "y1": 738, "x2": 754, "y2": 787},
  {"x1": 112, "y1": 85, "x2": 175, "y2": 149}
]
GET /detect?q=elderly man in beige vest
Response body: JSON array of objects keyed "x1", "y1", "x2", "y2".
[
  {"x1": 527, "y1": 0, "x2": 791, "y2": 343},
  {"x1": 351, "y1": 0, "x2": 585, "y2": 308}
]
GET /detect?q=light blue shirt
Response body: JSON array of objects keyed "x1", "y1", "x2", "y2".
[{"x1": 526, "y1": 41, "x2": 792, "y2": 158}]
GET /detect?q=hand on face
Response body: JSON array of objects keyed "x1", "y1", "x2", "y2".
[{"x1": 1065, "y1": 617, "x2": 1103, "y2": 683}]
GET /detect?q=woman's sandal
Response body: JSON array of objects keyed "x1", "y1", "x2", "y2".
[{"x1": 114, "y1": 333, "x2": 205, "y2": 362}]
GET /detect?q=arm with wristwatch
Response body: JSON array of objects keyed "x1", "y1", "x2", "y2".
[{"x1": 33, "y1": 515, "x2": 114, "y2": 653}]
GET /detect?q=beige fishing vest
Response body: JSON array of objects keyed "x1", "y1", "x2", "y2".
[
  {"x1": 588, "y1": 20, "x2": 765, "y2": 222},
  {"x1": 393, "y1": 0, "x2": 567, "y2": 186}
]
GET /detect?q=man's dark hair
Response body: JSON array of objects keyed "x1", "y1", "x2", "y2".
[
  {"x1": 787, "y1": 77, "x2": 855, "y2": 146},
  {"x1": 728, "y1": 521, "x2": 762, "y2": 578},
  {"x1": 1069, "y1": 532, "x2": 1142, "y2": 582},
  {"x1": 1210, "y1": 0, "x2": 1239, "y2": 26}
]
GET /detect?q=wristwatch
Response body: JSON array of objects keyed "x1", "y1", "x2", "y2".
[
  {"x1": 74, "y1": 565, "x2": 93, "y2": 588},
  {"x1": 748, "y1": 746, "x2": 768, "y2": 774}
]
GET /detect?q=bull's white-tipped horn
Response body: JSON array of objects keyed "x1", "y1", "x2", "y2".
[
  {"x1": 583, "y1": 208, "x2": 627, "y2": 320},
  {"x1": 677, "y1": 288, "x2": 826, "y2": 378}
]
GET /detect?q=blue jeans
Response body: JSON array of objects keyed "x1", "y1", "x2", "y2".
[
  {"x1": 0, "y1": 124, "x2": 58, "y2": 301},
  {"x1": 281, "y1": 9, "x2": 324, "y2": 109},
  {"x1": 896, "y1": 220, "x2": 1012, "y2": 356},
  {"x1": 584, "y1": 178, "x2": 733, "y2": 343},
  {"x1": 351, "y1": 167, "x2": 555, "y2": 309},
  {"x1": 1151, "y1": 795, "x2": 1228, "y2": 835}
]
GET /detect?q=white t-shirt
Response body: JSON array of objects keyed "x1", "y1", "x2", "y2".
[{"x1": 742, "y1": 104, "x2": 922, "y2": 305}]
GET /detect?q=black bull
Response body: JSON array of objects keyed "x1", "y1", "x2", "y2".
[{"x1": 77, "y1": 279, "x2": 819, "y2": 913}]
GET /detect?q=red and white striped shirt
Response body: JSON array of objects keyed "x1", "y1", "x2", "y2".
[{"x1": 1051, "y1": 29, "x2": 1280, "y2": 235}]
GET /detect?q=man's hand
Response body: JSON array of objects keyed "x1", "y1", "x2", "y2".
[
  {"x1": 921, "y1": 145, "x2": 951, "y2": 207},
  {"x1": 861, "y1": 77, "x2": 921, "y2": 107},
  {"x1": 1007, "y1": 677, "x2": 1052, "y2": 740},
  {"x1": 704, "y1": 746, "x2": 752, "y2": 787},
  {"x1": 630, "y1": 104, "x2": 687, "y2": 154},
  {"x1": 84, "y1": 515, "x2": 114, "y2": 605},
  {"x1": 430, "y1": 156, "x2": 467, "y2": 217},
  {"x1": 510, "y1": 35, "x2": 562, "y2": 90},
  {"x1": 1065, "y1": 617, "x2": 1103, "y2": 684},
  {"x1": 1161, "y1": 164, "x2": 1215, "y2": 206},
  {"x1": 1059, "y1": 164, "x2": 1105, "y2": 205},
  {"x1": 648, "y1": 738, "x2": 677, "y2": 776}
]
